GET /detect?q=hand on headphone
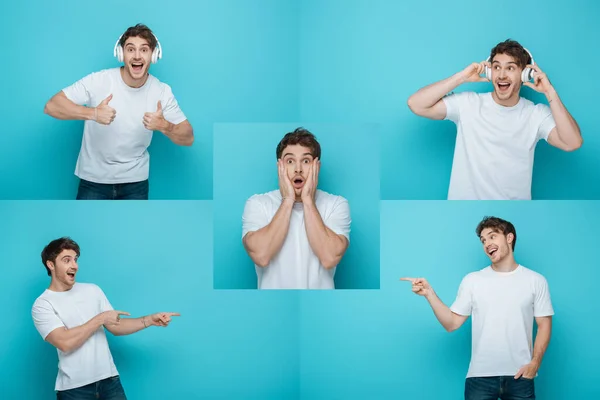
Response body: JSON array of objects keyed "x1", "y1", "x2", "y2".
[
  {"x1": 95, "y1": 94, "x2": 116, "y2": 125},
  {"x1": 522, "y1": 64, "x2": 553, "y2": 95},
  {"x1": 461, "y1": 62, "x2": 490, "y2": 83},
  {"x1": 143, "y1": 101, "x2": 167, "y2": 131}
]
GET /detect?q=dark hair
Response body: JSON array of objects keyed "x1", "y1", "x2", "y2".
[
  {"x1": 476, "y1": 216, "x2": 517, "y2": 250},
  {"x1": 119, "y1": 24, "x2": 157, "y2": 50},
  {"x1": 276, "y1": 127, "x2": 321, "y2": 160},
  {"x1": 41, "y1": 237, "x2": 80, "y2": 276},
  {"x1": 490, "y1": 39, "x2": 531, "y2": 70}
]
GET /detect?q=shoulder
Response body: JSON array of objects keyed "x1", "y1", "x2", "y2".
[
  {"x1": 316, "y1": 190, "x2": 347, "y2": 205},
  {"x1": 519, "y1": 265, "x2": 548, "y2": 282}
]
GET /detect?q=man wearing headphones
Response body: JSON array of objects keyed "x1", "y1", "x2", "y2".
[
  {"x1": 402, "y1": 217, "x2": 553, "y2": 399},
  {"x1": 32, "y1": 237, "x2": 180, "y2": 399},
  {"x1": 44, "y1": 24, "x2": 193, "y2": 200},
  {"x1": 407, "y1": 39, "x2": 582, "y2": 200}
]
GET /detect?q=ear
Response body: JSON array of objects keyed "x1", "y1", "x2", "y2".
[
  {"x1": 506, "y1": 233, "x2": 514, "y2": 245},
  {"x1": 46, "y1": 260, "x2": 55, "y2": 274}
]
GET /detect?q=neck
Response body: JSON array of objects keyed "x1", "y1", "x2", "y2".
[
  {"x1": 491, "y1": 91, "x2": 520, "y2": 107},
  {"x1": 491, "y1": 254, "x2": 518, "y2": 272},
  {"x1": 120, "y1": 67, "x2": 149, "y2": 88},
  {"x1": 48, "y1": 278, "x2": 73, "y2": 292}
]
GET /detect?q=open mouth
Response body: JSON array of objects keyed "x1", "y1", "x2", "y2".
[
  {"x1": 131, "y1": 62, "x2": 144, "y2": 73},
  {"x1": 487, "y1": 247, "x2": 498, "y2": 257},
  {"x1": 292, "y1": 176, "x2": 305, "y2": 189},
  {"x1": 66, "y1": 271, "x2": 76, "y2": 279},
  {"x1": 497, "y1": 81, "x2": 511, "y2": 93}
]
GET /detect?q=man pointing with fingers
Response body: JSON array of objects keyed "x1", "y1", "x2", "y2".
[
  {"x1": 401, "y1": 216, "x2": 553, "y2": 400},
  {"x1": 32, "y1": 237, "x2": 180, "y2": 399},
  {"x1": 44, "y1": 23, "x2": 194, "y2": 200}
]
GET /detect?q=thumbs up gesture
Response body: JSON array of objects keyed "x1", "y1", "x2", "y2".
[
  {"x1": 94, "y1": 94, "x2": 116, "y2": 125},
  {"x1": 143, "y1": 101, "x2": 167, "y2": 131}
]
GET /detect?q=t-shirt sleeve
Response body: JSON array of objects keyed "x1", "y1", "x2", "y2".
[
  {"x1": 62, "y1": 72, "x2": 103, "y2": 106},
  {"x1": 535, "y1": 104, "x2": 557, "y2": 142},
  {"x1": 242, "y1": 196, "x2": 270, "y2": 239},
  {"x1": 32, "y1": 299, "x2": 65, "y2": 340},
  {"x1": 533, "y1": 275, "x2": 554, "y2": 317},
  {"x1": 160, "y1": 84, "x2": 187, "y2": 125},
  {"x1": 442, "y1": 92, "x2": 469, "y2": 123},
  {"x1": 324, "y1": 197, "x2": 351, "y2": 241},
  {"x1": 94, "y1": 285, "x2": 114, "y2": 313},
  {"x1": 450, "y1": 275, "x2": 473, "y2": 316}
]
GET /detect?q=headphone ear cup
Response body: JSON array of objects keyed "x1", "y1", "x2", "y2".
[
  {"x1": 521, "y1": 67, "x2": 532, "y2": 83},
  {"x1": 117, "y1": 46, "x2": 123, "y2": 63},
  {"x1": 485, "y1": 65, "x2": 492, "y2": 81},
  {"x1": 152, "y1": 48, "x2": 158, "y2": 64}
]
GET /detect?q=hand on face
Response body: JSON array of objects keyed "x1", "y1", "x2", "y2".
[
  {"x1": 523, "y1": 64, "x2": 553, "y2": 95},
  {"x1": 278, "y1": 159, "x2": 295, "y2": 201},
  {"x1": 102, "y1": 310, "x2": 131, "y2": 327},
  {"x1": 143, "y1": 101, "x2": 166, "y2": 131},
  {"x1": 461, "y1": 61, "x2": 490, "y2": 83},
  {"x1": 149, "y1": 312, "x2": 180, "y2": 327},
  {"x1": 301, "y1": 158, "x2": 320, "y2": 204},
  {"x1": 95, "y1": 94, "x2": 116, "y2": 125},
  {"x1": 400, "y1": 277, "x2": 433, "y2": 297}
]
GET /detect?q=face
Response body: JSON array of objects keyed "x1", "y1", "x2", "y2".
[
  {"x1": 491, "y1": 53, "x2": 523, "y2": 103},
  {"x1": 47, "y1": 249, "x2": 79, "y2": 289},
  {"x1": 281, "y1": 144, "x2": 314, "y2": 198},
  {"x1": 480, "y1": 228, "x2": 513, "y2": 263},
  {"x1": 122, "y1": 36, "x2": 153, "y2": 81}
]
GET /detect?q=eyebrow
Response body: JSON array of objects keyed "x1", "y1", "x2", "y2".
[
  {"x1": 492, "y1": 61, "x2": 518, "y2": 65},
  {"x1": 283, "y1": 153, "x2": 313, "y2": 158},
  {"x1": 124, "y1": 43, "x2": 149, "y2": 48}
]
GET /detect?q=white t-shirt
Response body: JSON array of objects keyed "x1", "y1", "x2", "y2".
[
  {"x1": 62, "y1": 68, "x2": 187, "y2": 184},
  {"x1": 242, "y1": 189, "x2": 351, "y2": 289},
  {"x1": 32, "y1": 283, "x2": 118, "y2": 391},
  {"x1": 443, "y1": 92, "x2": 556, "y2": 200},
  {"x1": 450, "y1": 265, "x2": 554, "y2": 378}
]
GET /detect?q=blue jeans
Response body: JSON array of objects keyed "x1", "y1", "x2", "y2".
[
  {"x1": 76, "y1": 179, "x2": 149, "y2": 200},
  {"x1": 56, "y1": 375, "x2": 127, "y2": 399},
  {"x1": 465, "y1": 376, "x2": 535, "y2": 400}
]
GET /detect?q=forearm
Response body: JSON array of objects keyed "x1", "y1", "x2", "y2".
[
  {"x1": 408, "y1": 72, "x2": 464, "y2": 112},
  {"x1": 244, "y1": 199, "x2": 294, "y2": 267},
  {"x1": 108, "y1": 316, "x2": 151, "y2": 336},
  {"x1": 425, "y1": 291, "x2": 461, "y2": 332},
  {"x1": 44, "y1": 92, "x2": 94, "y2": 121},
  {"x1": 531, "y1": 324, "x2": 551, "y2": 366},
  {"x1": 53, "y1": 314, "x2": 105, "y2": 353},
  {"x1": 160, "y1": 120, "x2": 194, "y2": 146},
  {"x1": 303, "y1": 201, "x2": 347, "y2": 269},
  {"x1": 547, "y1": 89, "x2": 583, "y2": 150}
]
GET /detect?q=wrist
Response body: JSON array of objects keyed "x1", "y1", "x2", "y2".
[
  {"x1": 302, "y1": 197, "x2": 315, "y2": 208},
  {"x1": 161, "y1": 119, "x2": 172, "y2": 134},
  {"x1": 87, "y1": 107, "x2": 97, "y2": 121},
  {"x1": 545, "y1": 88, "x2": 558, "y2": 102}
]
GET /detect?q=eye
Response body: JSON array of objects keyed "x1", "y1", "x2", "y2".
[
  {"x1": 509, "y1": 66, "x2": 514, "y2": 71},
  {"x1": 286, "y1": 159, "x2": 293, "y2": 164},
  {"x1": 142, "y1": 48, "x2": 148, "y2": 53},
  {"x1": 303, "y1": 159, "x2": 311, "y2": 164},
  {"x1": 127, "y1": 47, "x2": 133, "y2": 52}
]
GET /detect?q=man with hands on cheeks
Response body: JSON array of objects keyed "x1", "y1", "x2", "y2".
[
  {"x1": 32, "y1": 237, "x2": 180, "y2": 399},
  {"x1": 242, "y1": 128, "x2": 351, "y2": 289},
  {"x1": 407, "y1": 39, "x2": 582, "y2": 200},
  {"x1": 44, "y1": 23, "x2": 193, "y2": 200},
  {"x1": 401, "y1": 217, "x2": 553, "y2": 400}
]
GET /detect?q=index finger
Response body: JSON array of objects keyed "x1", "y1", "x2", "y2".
[
  {"x1": 399, "y1": 277, "x2": 416, "y2": 283},
  {"x1": 116, "y1": 311, "x2": 131, "y2": 316},
  {"x1": 164, "y1": 312, "x2": 181, "y2": 317}
]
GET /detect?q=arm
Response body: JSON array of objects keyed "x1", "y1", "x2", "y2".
[
  {"x1": 44, "y1": 91, "x2": 95, "y2": 121},
  {"x1": 243, "y1": 198, "x2": 294, "y2": 267},
  {"x1": 514, "y1": 316, "x2": 552, "y2": 379},
  {"x1": 45, "y1": 313, "x2": 105, "y2": 353},
  {"x1": 407, "y1": 62, "x2": 488, "y2": 120},
  {"x1": 105, "y1": 312, "x2": 180, "y2": 336},
  {"x1": 143, "y1": 101, "x2": 194, "y2": 146},
  {"x1": 303, "y1": 201, "x2": 348, "y2": 269},
  {"x1": 400, "y1": 277, "x2": 469, "y2": 332}
]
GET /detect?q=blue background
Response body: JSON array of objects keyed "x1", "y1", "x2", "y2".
[
  {"x1": 298, "y1": 0, "x2": 600, "y2": 199},
  {"x1": 0, "y1": 201, "x2": 300, "y2": 399},
  {"x1": 213, "y1": 123, "x2": 380, "y2": 289},
  {"x1": 0, "y1": 0, "x2": 299, "y2": 199},
  {"x1": 296, "y1": 200, "x2": 598, "y2": 399}
]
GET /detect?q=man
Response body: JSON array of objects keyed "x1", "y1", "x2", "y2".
[
  {"x1": 407, "y1": 39, "x2": 582, "y2": 200},
  {"x1": 32, "y1": 237, "x2": 180, "y2": 399},
  {"x1": 401, "y1": 217, "x2": 553, "y2": 400},
  {"x1": 242, "y1": 128, "x2": 351, "y2": 289},
  {"x1": 44, "y1": 24, "x2": 194, "y2": 200}
]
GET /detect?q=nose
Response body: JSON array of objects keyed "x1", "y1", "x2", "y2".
[
  {"x1": 498, "y1": 69, "x2": 507, "y2": 79},
  {"x1": 295, "y1": 163, "x2": 303, "y2": 174}
]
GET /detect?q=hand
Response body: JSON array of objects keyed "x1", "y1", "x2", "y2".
[
  {"x1": 400, "y1": 277, "x2": 433, "y2": 297},
  {"x1": 102, "y1": 310, "x2": 130, "y2": 327},
  {"x1": 95, "y1": 94, "x2": 116, "y2": 125},
  {"x1": 278, "y1": 159, "x2": 295, "y2": 201},
  {"x1": 143, "y1": 101, "x2": 168, "y2": 131},
  {"x1": 148, "y1": 312, "x2": 180, "y2": 327},
  {"x1": 301, "y1": 158, "x2": 320, "y2": 204},
  {"x1": 514, "y1": 360, "x2": 539, "y2": 380},
  {"x1": 460, "y1": 62, "x2": 490, "y2": 83},
  {"x1": 523, "y1": 64, "x2": 554, "y2": 96}
]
